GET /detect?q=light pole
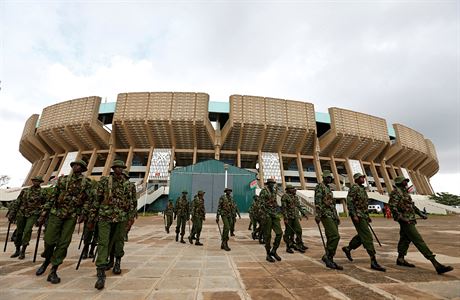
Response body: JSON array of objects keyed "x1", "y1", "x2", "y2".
[{"x1": 224, "y1": 164, "x2": 228, "y2": 188}]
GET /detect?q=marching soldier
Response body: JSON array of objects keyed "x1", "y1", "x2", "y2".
[
  {"x1": 389, "y1": 176, "x2": 453, "y2": 275},
  {"x1": 164, "y1": 199, "x2": 174, "y2": 233},
  {"x1": 35, "y1": 160, "x2": 93, "y2": 284},
  {"x1": 230, "y1": 198, "x2": 241, "y2": 236},
  {"x1": 314, "y1": 171, "x2": 342, "y2": 270},
  {"x1": 259, "y1": 178, "x2": 283, "y2": 263},
  {"x1": 81, "y1": 179, "x2": 99, "y2": 260},
  {"x1": 8, "y1": 176, "x2": 47, "y2": 260},
  {"x1": 189, "y1": 190, "x2": 206, "y2": 246},
  {"x1": 342, "y1": 173, "x2": 386, "y2": 271},
  {"x1": 174, "y1": 190, "x2": 190, "y2": 243},
  {"x1": 248, "y1": 195, "x2": 260, "y2": 240},
  {"x1": 216, "y1": 188, "x2": 233, "y2": 251},
  {"x1": 92, "y1": 160, "x2": 136, "y2": 290},
  {"x1": 281, "y1": 185, "x2": 306, "y2": 254}
]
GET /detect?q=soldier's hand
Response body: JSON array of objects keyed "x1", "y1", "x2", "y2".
[
  {"x1": 336, "y1": 218, "x2": 341, "y2": 225},
  {"x1": 315, "y1": 216, "x2": 321, "y2": 224},
  {"x1": 215, "y1": 217, "x2": 219, "y2": 223},
  {"x1": 368, "y1": 217, "x2": 372, "y2": 223},
  {"x1": 352, "y1": 216, "x2": 359, "y2": 223},
  {"x1": 8, "y1": 214, "x2": 16, "y2": 223},
  {"x1": 420, "y1": 213, "x2": 428, "y2": 220}
]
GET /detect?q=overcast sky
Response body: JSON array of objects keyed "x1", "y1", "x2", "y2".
[{"x1": 0, "y1": 1, "x2": 459, "y2": 194}]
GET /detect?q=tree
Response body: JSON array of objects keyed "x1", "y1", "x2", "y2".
[
  {"x1": 429, "y1": 192, "x2": 460, "y2": 207},
  {"x1": 0, "y1": 175, "x2": 10, "y2": 187}
]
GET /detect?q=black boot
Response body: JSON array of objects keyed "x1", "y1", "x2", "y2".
[
  {"x1": 18, "y1": 245, "x2": 27, "y2": 260},
  {"x1": 300, "y1": 243, "x2": 308, "y2": 251},
  {"x1": 293, "y1": 244, "x2": 305, "y2": 253},
  {"x1": 180, "y1": 236, "x2": 186, "y2": 244},
  {"x1": 270, "y1": 247, "x2": 282, "y2": 261},
  {"x1": 175, "y1": 232, "x2": 179, "y2": 242},
  {"x1": 95, "y1": 267, "x2": 106, "y2": 290},
  {"x1": 370, "y1": 257, "x2": 386, "y2": 272},
  {"x1": 47, "y1": 265, "x2": 61, "y2": 284},
  {"x1": 188, "y1": 235, "x2": 193, "y2": 244},
  {"x1": 286, "y1": 246, "x2": 294, "y2": 254},
  {"x1": 430, "y1": 257, "x2": 453, "y2": 274},
  {"x1": 266, "y1": 247, "x2": 275, "y2": 263},
  {"x1": 112, "y1": 257, "x2": 121, "y2": 274},
  {"x1": 331, "y1": 257, "x2": 343, "y2": 270},
  {"x1": 396, "y1": 254, "x2": 415, "y2": 267},
  {"x1": 195, "y1": 239, "x2": 203, "y2": 246},
  {"x1": 322, "y1": 255, "x2": 337, "y2": 269},
  {"x1": 81, "y1": 244, "x2": 89, "y2": 259},
  {"x1": 342, "y1": 246, "x2": 353, "y2": 261},
  {"x1": 105, "y1": 254, "x2": 114, "y2": 270},
  {"x1": 223, "y1": 241, "x2": 231, "y2": 251},
  {"x1": 230, "y1": 231, "x2": 235, "y2": 237},
  {"x1": 166, "y1": 227, "x2": 170, "y2": 234},
  {"x1": 10, "y1": 246, "x2": 20, "y2": 258},
  {"x1": 36, "y1": 259, "x2": 50, "y2": 276}
]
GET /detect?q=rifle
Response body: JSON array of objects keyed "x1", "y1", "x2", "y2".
[
  {"x1": 33, "y1": 225, "x2": 42, "y2": 262},
  {"x1": 216, "y1": 219, "x2": 223, "y2": 241},
  {"x1": 368, "y1": 223, "x2": 382, "y2": 247},
  {"x1": 78, "y1": 231, "x2": 84, "y2": 250},
  {"x1": 316, "y1": 222, "x2": 327, "y2": 254},
  {"x1": 4, "y1": 221, "x2": 11, "y2": 252},
  {"x1": 77, "y1": 222, "x2": 81, "y2": 235}
]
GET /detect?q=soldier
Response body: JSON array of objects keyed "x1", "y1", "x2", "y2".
[
  {"x1": 259, "y1": 178, "x2": 283, "y2": 263},
  {"x1": 248, "y1": 195, "x2": 259, "y2": 240},
  {"x1": 164, "y1": 199, "x2": 174, "y2": 233},
  {"x1": 314, "y1": 171, "x2": 342, "y2": 270},
  {"x1": 281, "y1": 185, "x2": 306, "y2": 254},
  {"x1": 342, "y1": 173, "x2": 386, "y2": 272},
  {"x1": 174, "y1": 190, "x2": 190, "y2": 243},
  {"x1": 389, "y1": 176, "x2": 453, "y2": 275},
  {"x1": 123, "y1": 171, "x2": 137, "y2": 241},
  {"x1": 35, "y1": 160, "x2": 93, "y2": 284},
  {"x1": 216, "y1": 188, "x2": 233, "y2": 251},
  {"x1": 189, "y1": 190, "x2": 206, "y2": 246},
  {"x1": 230, "y1": 197, "x2": 241, "y2": 236},
  {"x1": 8, "y1": 176, "x2": 47, "y2": 260},
  {"x1": 81, "y1": 179, "x2": 99, "y2": 260}
]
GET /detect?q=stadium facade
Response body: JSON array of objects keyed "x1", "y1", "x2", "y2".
[{"x1": 19, "y1": 92, "x2": 438, "y2": 196}]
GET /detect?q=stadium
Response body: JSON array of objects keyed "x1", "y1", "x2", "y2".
[{"x1": 12, "y1": 92, "x2": 450, "y2": 214}]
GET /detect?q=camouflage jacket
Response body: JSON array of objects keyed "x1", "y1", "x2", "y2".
[
  {"x1": 127, "y1": 181, "x2": 138, "y2": 220},
  {"x1": 191, "y1": 195, "x2": 206, "y2": 220},
  {"x1": 10, "y1": 186, "x2": 47, "y2": 218},
  {"x1": 346, "y1": 184, "x2": 370, "y2": 220},
  {"x1": 93, "y1": 175, "x2": 133, "y2": 223},
  {"x1": 389, "y1": 186, "x2": 421, "y2": 223},
  {"x1": 43, "y1": 174, "x2": 93, "y2": 219},
  {"x1": 259, "y1": 186, "x2": 280, "y2": 217},
  {"x1": 174, "y1": 196, "x2": 189, "y2": 218},
  {"x1": 231, "y1": 200, "x2": 240, "y2": 218},
  {"x1": 164, "y1": 201, "x2": 174, "y2": 216},
  {"x1": 248, "y1": 198, "x2": 262, "y2": 219},
  {"x1": 281, "y1": 193, "x2": 302, "y2": 220},
  {"x1": 217, "y1": 194, "x2": 233, "y2": 217},
  {"x1": 314, "y1": 183, "x2": 338, "y2": 220}
]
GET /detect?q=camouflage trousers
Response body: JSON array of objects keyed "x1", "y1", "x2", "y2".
[
  {"x1": 190, "y1": 217, "x2": 203, "y2": 240},
  {"x1": 283, "y1": 217, "x2": 302, "y2": 248},
  {"x1": 398, "y1": 222, "x2": 434, "y2": 260},
  {"x1": 220, "y1": 216, "x2": 232, "y2": 242},
  {"x1": 96, "y1": 221, "x2": 127, "y2": 268},
  {"x1": 321, "y1": 216, "x2": 340, "y2": 257},
  {"x1": 175, "y1": 216, "x2": 188, "y2": 237},
  {"x1": 43, "y1": 214, "x2": 77, "y2": 266},
  {"x1": 264, "y1": 214, "x2": 282, "y2": 250},
  {"x1": 166, "y1": 215, "x2": 173, "y2": 230},
  {"x1": 14, "y1": 214, "x2": 38, "y2": 247},
  {"x1": 348, "y1": 218, "x2": 375, "y2": 256},
  {"x1": 230, "y1": 216, "x2": 237, "y2": 234}
]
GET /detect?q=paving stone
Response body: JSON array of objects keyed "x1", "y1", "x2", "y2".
[
  {"x1": 246, "y1": 288, "x2": 294, "y2": 300},
  {"x1": 200, "y1": 275, "x2": 240, "y2": 289},
  {"x1": 157, "y1": 276, "x2": 199, "y2": 290},
  {"x1": 375, "y1": 283, "x2": 443, "y2": 299},
  {"x1": 201, "y1": 291, "x2": 242, "y2": 300}
]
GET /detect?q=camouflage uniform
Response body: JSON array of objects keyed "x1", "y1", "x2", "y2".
[
  {"x1": 8, "y1": 176, "x2": 47, "y2": 259},
  {"x1": 81, "y1": 180, "x2": 100, "y2": 259},
  {"x1": 281, "y1": 185, "x2": 306, "y2": 253},
  {"x1": 248, "y1": 195, "x2": 261, "y2": 240},
  {"x1": 189, "y1": 191, "x2": 206, "y2": 245},
  {"x1": 36, "y1": 160, "x2": 93, "y2": 284},
  {"x1": 216, "y1": 189, "x2": 233, "y2": 251},
  {"x1": 315, "y1": 171, "x2": 341, "y2": 269},
  {"x1": 342, "y1": 173, "x2": 385, "y2": 272},
  {"x1": 230, "y1": 198, "x2": 241, "y2": 236},
  {"x1": 388, "y1": 176, "x2": 453, "y2": 274},
  {"x1": 259, "y1": 179, "x2": 283, "y2": 262},
  {"x1": 164, "y1": 200, "x2": 174, "y2": 233},
  {"x1": 174, "y1": 192, "x2": 190, "y2": 243}
]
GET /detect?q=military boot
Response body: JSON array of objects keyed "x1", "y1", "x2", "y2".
[
  {"x1": 300, "y1": 243, "x2": 308, "y2": 251},
  {"x1": 293, "y1": 244, "x2": 305, "y2": 253},
  {"x1": 47, "y1": 265, "x2": 60, "y2": 284},
  {"x1": 195, "y1": 239, "x2": 203, "y2": 246},
  {"x1": 223, "y1": 241, "x2": 231, "y2": 251},
  {"x1": 370, "y1": 256, "x2": 386, "y2": 272},
  {"x1": 188, "y1": 235, "x2": 193, "y2": 244},
  {"x1": 18, "y1": 245, "x2": 27, "y2": 260},
  {"x1": 396, "y1": 254, "x2": 415, "y2": 267},
  {"x1": 175, "y1": 232, "x2": 179, "y2": 242},
  {"x1": 81, "y1": 244, "x2": 89, "y2": 259},
  {"x1": 112, "y1": 257, "x2": 122, "y2": 274},
  {"x1": 266, "y1": 247, "x2": 275, "y2": 263},
  {"x1": 270, "y1": 247, "x2": 282, "y2": 261},
  {"x1": 94, "y1": 267, "x2": 106, "y2": 290},
  {"x1": 180, "y1": 236, "x2": 186, "y2": 244},
  {"x1": 330, "y1": 257, "x2": 343, "y2": 270},
  {"x1": 430, "y1": 257, "x2": 453, "y2": 274},
  {"x1": 342, "y1": 246, "x2": 353, "y2": 261},
  {"x1": 10, "y1": 245, "x2": 20, "y2": 258},
  {"x1": 36, "y1": 259, "x2": 50, "y2": 276},
  {"x1": 230, "y1": 231, "x2": 235, "y2": 237},
  {"x1": 322, "y1": 255, "x2": 337, "y2": 269},
  {"x1": 105, "y1": 254, "x2": 114, "y2": 270},
  {"x1": 286, "y1": 245, "x2": 294, "y2": 253}
]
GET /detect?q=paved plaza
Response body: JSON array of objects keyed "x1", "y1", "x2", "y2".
[{"x1": 1, "y1": 214, "x2": 459, "y2": 300}]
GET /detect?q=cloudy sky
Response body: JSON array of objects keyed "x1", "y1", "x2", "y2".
[{"x1": 0, "y1": 0, "x2": 459, "y2": 194}]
